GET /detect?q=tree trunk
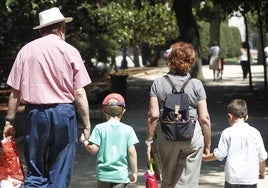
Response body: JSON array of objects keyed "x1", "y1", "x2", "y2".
[
  {"x1": 242, "y1": 12, "x2": 253, "y2": 92},
  {"x1": 209, "y1": 5, "x2": 222, "y2": 46},
  {"x1": 133, "y1": 45, "x2": 140, "y2": 67},
  {"x1": 256, "y1": 4, "x2": 267, "y2": 97},
  {"x1": 120, "y1": 47, "x2": 128, "y2": 69},
  {"x1": 173, "y1": 0, "x2": 205, "y2": 81}
]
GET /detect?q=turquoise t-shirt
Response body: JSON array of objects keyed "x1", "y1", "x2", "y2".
[{"x1": 89, "y1": 120, "x2": 139, "y2": 183}]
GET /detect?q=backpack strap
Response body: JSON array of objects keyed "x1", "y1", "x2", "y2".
[{"x1": 164, "y1": 75, "x2": 191, "y2": 93}]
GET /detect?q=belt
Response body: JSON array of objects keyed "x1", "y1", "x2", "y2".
[{"x1": 25, "y1": 103, "x2": 73, "y2": 110}]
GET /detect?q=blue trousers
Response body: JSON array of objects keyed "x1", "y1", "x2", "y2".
[{"x1": 23, "y1": 104, "x2": 77, "y2": 188}]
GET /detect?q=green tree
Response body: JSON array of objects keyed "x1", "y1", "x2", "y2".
[
  {"x1": 212, "y1": 0, "x2": 268, "y2": 95},
  {"x1": 229, "y1": 26, "x2": 242, "y2": 58},
  {"x1": 64, "y1": 1, "x2": 177, "y2": 69},
  {"x1": 0, "y1": 0, "x2": 177, "y2": 69},
  {"x1": 173, "y1": 0, "x2": 206, "y2": 80},
  {"x1": 197, "y1": 1, "x2": 227, "y2": 48},
  {"x1": 220, "y1": 23, "x2": 237, "y2": 58},
  {"x1": 198, "y1": 21, "x2": 210, "y2": 62},
  {"x1": 198, "y1": 21, "x2": 241, "y2": 61}
]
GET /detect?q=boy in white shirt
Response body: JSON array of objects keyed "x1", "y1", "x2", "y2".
[{"x1": 203, "y1": 99, "x2": 267, "y2": 188}]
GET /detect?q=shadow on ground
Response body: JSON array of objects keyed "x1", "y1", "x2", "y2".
[{"x1": 0, "y1": 64, "x2": 267, "y2": 187}]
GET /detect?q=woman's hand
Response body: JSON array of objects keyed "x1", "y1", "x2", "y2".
[
  {"x1": 146, "y1": 141, "x2": 155, "y2": 163},
  {"x1": 203, "y1": 147, "x2": 211, "y2": 155},
  {"x1": 129, "y1": 172, "x2": 138, "y2": 183}
]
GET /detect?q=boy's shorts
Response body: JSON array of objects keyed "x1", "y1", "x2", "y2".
[{"x1": 97, "y1": 180, "x2": 128, "y2": 188}]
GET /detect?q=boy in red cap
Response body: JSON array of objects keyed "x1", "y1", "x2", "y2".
[{"x1": 80, "y1": 93, "x2": 139, "y2": 188}]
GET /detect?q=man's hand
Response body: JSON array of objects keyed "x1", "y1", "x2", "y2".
[{"x1": 3, "y1": 122, "x2": 15, "y2": 138}]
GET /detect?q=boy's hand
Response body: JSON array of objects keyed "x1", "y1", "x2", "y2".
[
  {"x1": 259, "y1": 173, "x2": 265, "y2": 179},
  {"x1": 202, "y1": 153, "x2": 216, "y2": 162},
  {"x1": 129, "y1": 172, "x2": 137, "y2": 183},
  {"x1": 202, "y1": 154, "x2": 209, "y2": 162}
]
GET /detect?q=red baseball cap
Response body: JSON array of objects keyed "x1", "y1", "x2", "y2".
[{"x1": 102, "y1": 93, "x2": 126, "y2": 107}]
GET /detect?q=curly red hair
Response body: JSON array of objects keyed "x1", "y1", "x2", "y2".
[{"x1": 167, "y1": 42, "x2": 195, "y2": 74}]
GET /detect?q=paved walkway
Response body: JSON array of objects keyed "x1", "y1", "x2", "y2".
[{"x1": 13, "y1": 63, "x2": 268, "y2": 187}]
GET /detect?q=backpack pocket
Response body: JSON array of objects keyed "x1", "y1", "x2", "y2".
[{"x1": 161, "y1": 119, "x2": 196, "y2": 141}]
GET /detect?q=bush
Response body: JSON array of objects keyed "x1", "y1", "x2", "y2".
[{"x1": 198, "y1": 21, "x2": 242, "y2": 62}]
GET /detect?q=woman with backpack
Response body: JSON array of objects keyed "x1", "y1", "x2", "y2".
[{"x1": 145, "y1": 41, "x2": 211, "y2": 188}]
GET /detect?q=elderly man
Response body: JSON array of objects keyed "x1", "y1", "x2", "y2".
[{"x1": 3, "y1": 7, "x2": 92, "y2": 187}]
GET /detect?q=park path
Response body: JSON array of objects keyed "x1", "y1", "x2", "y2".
[{"x1": 4, "y1": 63, "x2": 267, "y2": 187}]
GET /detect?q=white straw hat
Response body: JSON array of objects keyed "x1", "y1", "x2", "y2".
[{"x1": 33, "y1": 7, "x2": 73, "y2": 30}]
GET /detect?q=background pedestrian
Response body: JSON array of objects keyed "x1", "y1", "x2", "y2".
[
  {"x1": 209, "y1": 41, "x2": 221, "y2": 81},
  {"x1": 240, "y1": 41, "x2": 250, "y2": 80}
]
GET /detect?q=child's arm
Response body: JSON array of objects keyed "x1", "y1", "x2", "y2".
[
  {"x1": 128, "y1": 145, "x2": 138, "y2": 184},
  {"x1": 80, "y1": 132, "x2": 99, "y2": 154},
  {"x1": 202, "y1": 153, "x2": 218, "y2": 162},
  {"x1": 259, "y1": 160, "x2": 266, "y2": 179},
  {"x1": 83, "y1": 141, "x2": 99, "y2": 154}
]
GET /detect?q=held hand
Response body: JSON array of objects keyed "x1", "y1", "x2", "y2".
[
  {"x1": 3, "y1": 123, "x2": 15, "y2": 138},
  {"x1": 80, "y1": 132, "x2": 86, "y2": 143},
  {"x1": 203, "y1": 147, "x2": 211, "y2": 155},
  {"x1": 259, "y1": 173, "x2": 265, "y2": 179},
  {"x1": 80, "y1": 127, "x2": 91, "y2": 142},
  {"x1": 202, "y1": 154, "x2": 209, "y2": 162}
]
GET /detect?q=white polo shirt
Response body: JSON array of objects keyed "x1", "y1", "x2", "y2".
[{"x1": 213, "y1": 122, "x2": 267, "y2": 185}]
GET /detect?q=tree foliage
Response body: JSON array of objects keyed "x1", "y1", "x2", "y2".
[
  {"x1": 0, "y1": 0, "x2": 177, "y2": 68},
  {"x1": 73, "y1": 1, "x2": 178, "y2": 67},
  {"x1": 220, "y1": 24, "x2": 241, "y2": 58}
]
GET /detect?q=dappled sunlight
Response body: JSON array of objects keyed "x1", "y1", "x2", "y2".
[{"x1": 1, "y1": 63, "x2": 267, "y2": 187}]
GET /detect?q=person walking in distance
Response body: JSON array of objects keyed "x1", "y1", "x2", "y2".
[
  {"x1": 2, "y1": 7, "x2": 92, "y2": 187},
  {"x1": 209, "y1": 41, "x2": 221, "y2": 81},
  {"x1": 219, "y1": 57, "x2": 226, "y2": 80},
  {"x1": 240, "y1": 42, "x2": 250, "y2": 80}
]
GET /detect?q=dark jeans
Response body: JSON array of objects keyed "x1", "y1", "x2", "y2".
[
  {"x1": 225, "y1": 181, "x2": 257, "y2": 188},
  {"x1": 240, "y1": 60, "x2": 249, "y2": 79},
  {"x1": 23, "y1": 103, "x2": 77, "y2": 188}
]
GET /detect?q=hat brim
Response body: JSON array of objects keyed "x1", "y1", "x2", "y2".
[{"x1": 33, "y1": 17, "x2": 73, "y2": 30}]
